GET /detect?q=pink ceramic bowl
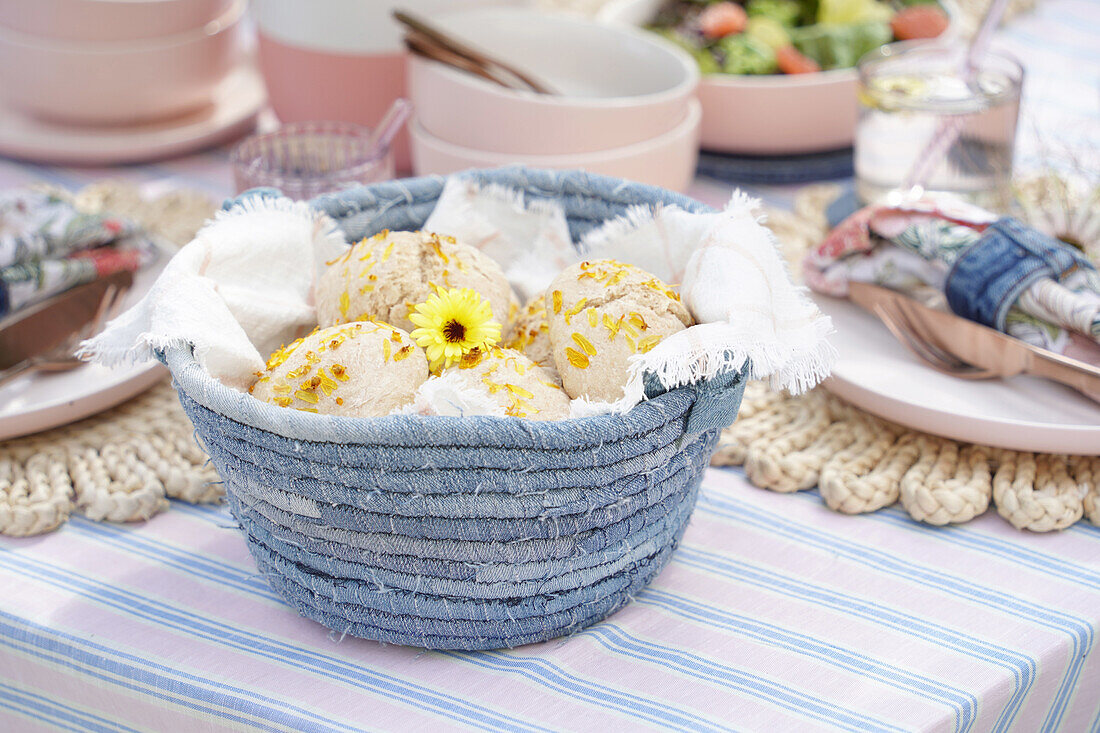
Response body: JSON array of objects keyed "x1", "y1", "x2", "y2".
[
  {"x1": 599, "y1": 0, "x2": 957, "y2": 155},
  {"x1": 410, "y1": 98, "x2": 702, "y2": 192},
  {"x1": 0, "y1": 0, "x2": 232, "y2": 42},
  {"x1": 254, "y1": 0, "x2": 519, "y2": 172},
  {"x1": 0, "y1": 0, "x2": 245, "y2": 125},
  {"x1": 409, "y1": 7, "x2": 699, "y2": 156}
]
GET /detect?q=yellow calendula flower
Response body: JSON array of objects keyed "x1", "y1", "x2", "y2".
[{"x1": 409, "y1": 287, "x2": 501, "y2": 371}]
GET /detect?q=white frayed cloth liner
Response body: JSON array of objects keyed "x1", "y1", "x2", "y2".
[
  {"x1": 423, "y1": 179, "x2": 575, "y2": 302},
  {"x1": 83, "y1": 181, "x2": 833, "y2": 414},
  {"x1": 80, "y1": 198, "x2": 347, "y2": 392},
  {"x1": 396, "y1": 372, "x2": 507, "y2": 418}
]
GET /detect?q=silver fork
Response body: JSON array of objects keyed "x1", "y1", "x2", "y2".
[
  {"x1": 0, "y1": 282, "x2": 130, "y2": 388},
  {"x1": 849, "y1": 280, "x2": 1100, "y2": 399},
  {"x1": 870, "y1": 302, "x2": 999, "y2": 380}
]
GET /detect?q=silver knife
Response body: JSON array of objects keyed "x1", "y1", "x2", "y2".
[{"x1": 0, "y1": 270, "x2": 134, "y2": 371}]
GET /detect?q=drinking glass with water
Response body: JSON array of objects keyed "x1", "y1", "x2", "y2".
[{"x1": 855, "y1": 41, "x2": 1023, "y2": 210}]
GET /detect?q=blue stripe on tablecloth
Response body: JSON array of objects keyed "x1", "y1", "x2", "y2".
[
  {"x1": 578, "y1": 625, "x2": 907, "y2": 733},
  {"x1": 785, "y1": 489, "x2": 1100, "y2": 592},
  {"x1": 440, "y1": 651, "x2": 735, "y2": 733},
  {"x1": 65, "y1": 516, "x2": 804, "y2": 732},
  {"x1": 0, "y1": 699, "x2": 84, "y2": 733},
  {"x1": 673, "y1": 544, "x2": 1034, "y2": 732},
  {"x1": 0, "y1": 550, "x2": 555, "y2": 733},
  {"x1": 1067, "y1": 522, "x2": 1100, "y2": 541},
  {"x1": 697, "y1": 491, "x2": 1093, "y2": 733},
  {"x1": 635, "y1": 588, "x2": 976, "y2": 733},
  {"x1": 782, "y1": 482, "x2": 1100, "y2": 728},
  {"x1": 73, "y1": 507, "x2": 974, "y2": 733},
  {"x1": 67, "y1": 516, "x2": 278, "y2": 600},
  {"x1": 0, "y1": 680, "x2": 141, "y2": 733},
  {"x1": 0, "y1": 612, "x2": 358, "y2": 733}
]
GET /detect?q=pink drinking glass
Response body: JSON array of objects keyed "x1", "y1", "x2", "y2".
[{"x1": 231, "y1": 120, "x2": 395, "y2": 200}]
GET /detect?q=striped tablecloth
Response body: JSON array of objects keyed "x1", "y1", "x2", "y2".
[
  {"x1": 2, "y1": 1, "x2": 1099, "y2": 730},
  {"x1": 2, "y1": 469, "x2": 1099, "y2": 732}
]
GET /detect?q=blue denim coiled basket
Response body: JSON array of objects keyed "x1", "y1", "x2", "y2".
[{"x1": 164, "y1": 167, "x2": 748, "y2": 650}]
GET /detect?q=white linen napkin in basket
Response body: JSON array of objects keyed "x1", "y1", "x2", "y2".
[
  {"x1": 80, "y1": 198, "x2": 346, "y2": 391},
  {"x1": 83, "y1": 180, "x2": 833, "y2": 410}
]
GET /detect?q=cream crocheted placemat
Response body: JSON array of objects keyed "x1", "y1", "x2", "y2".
[{"x1": 3, "y1": 180, "x2": 1096, "y2": 536}]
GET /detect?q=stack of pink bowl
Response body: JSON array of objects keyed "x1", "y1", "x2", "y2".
[
  {"x1": 408, "y1": 7, "x2": 701, "y2": 192},
  {"x1": 254, "y1": 0, "x2": 515, "y2": 172},
  {"x1": 0, "y1": 0, "x2": 247, "y2": 125}
]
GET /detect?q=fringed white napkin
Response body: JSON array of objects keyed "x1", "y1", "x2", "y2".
[
  {"x1": 423, "y1": 179, "x2": 575, "y2": 301},
  {"x1": 80, "y1": 198, "x2": 346, "y2": 391},
  {"x1": 84, "y1": 180, "x2": 833, "y2": 409}
]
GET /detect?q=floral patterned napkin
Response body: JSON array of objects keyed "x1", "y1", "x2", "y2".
[{"x1": 0, "y1": 189, "x2": 156, "y2": 318}]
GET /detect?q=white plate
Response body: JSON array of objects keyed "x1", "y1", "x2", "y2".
[
  {"x1": 816, "y1": 294, "x2": 1100, "y2": 454},
  {"x1": 0, "y1": 63, "x2": 264, "y2": 165},
  {"x1": 0, "y1": 245, "x2": 172, "y2": 442}
]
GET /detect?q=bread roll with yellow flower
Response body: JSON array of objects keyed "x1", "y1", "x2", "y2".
[
  {"x1": 547, "y1": 259, "x2": 693, "y2": 402},
  {"x1": 250, "y1": 321, "x2": 427, "y2": 417},
  {"x1": 316, "y1": 230, "x2": 512, "y2": 333},
  {"x1": 436, "y1": 347, "x2": 570, "y2": 420},
  {"x1": 505, "y1": 294, "x2": 555, "y2": 374}
]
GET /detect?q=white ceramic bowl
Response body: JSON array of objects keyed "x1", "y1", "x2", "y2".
[
  {"x1": 0, "y1": 0, "x2": 246, "y2": 125},
  {"x1": 599, "y1": 0, "x2": 954, "y2": 155},
  {"x1": 411, "y1": 98, "x2": 702, "y2": 192},
  {"x1": 409, "y1": 6, "x2": 699, "y2": 155},
  {"x1": 0, "y1": 0, "x2": 232, "y2": 42}
]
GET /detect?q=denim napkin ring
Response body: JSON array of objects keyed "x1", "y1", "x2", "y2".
[{"x1": 945, "y1": 217, "x2": 1094, "y2": 331}]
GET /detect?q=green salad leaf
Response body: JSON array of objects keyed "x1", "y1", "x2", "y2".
[
  {"x1": 745, "y1": 16, "x2": 792, "y2": 50},
  {"x1": 745, "y1": 0, "x2": 803, "y2": 27},
  {"x1": 717, "y1": 34, "x2": 779, "y2": 74},
  {"x1": 817, "y1": 0, "x2": 893, "y2": 25},
  {"x1": 791, "y1": 20, "x2": 891, "y2": 69}
]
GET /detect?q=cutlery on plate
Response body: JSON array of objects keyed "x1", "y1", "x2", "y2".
[
  {"x1": 393, "y1": 9, "x2": 556, "y2": 95},
  {"x1": 848, "y1": 281, "x2": 1100, "y2": 400},
  {"x1": 0, "y1": 270, "x2": 133, "y2": 389}
]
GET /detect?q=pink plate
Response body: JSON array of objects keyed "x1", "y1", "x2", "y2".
[
  {"x1": 0, "y1": 64, "x2": 264, "y2": 165},
  {"x1": 816, "y1": 294, "x2": 1100, "y2": 455}
]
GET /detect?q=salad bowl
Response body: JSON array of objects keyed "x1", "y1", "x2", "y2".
[{"x1": 599, "y1": 0, "x2": 956, "y2": 155}]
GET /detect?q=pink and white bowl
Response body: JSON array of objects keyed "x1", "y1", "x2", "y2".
[
  {"x1": 409, "y1": 6, "x2": 699, "y2": 156},
  {"x1": 410, "y1": 98, "x2": 702, "y2": 193},
  {"x1": 598, "y1": 0, "x2": 958, "y2": 155},
  {"x1": 0, "y1": 0, "x2": 246, "y2": 125}
]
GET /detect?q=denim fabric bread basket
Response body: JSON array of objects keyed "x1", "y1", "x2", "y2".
[{"x1": 165, "y1": 168, "x2": 748, "y2": 650}]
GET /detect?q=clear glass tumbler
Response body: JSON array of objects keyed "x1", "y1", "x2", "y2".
[
  {"x1": 855, "y1": 42, "x2": 1024, "y2": 210},
  {"x1": 231, "y1": 121, "x2": 395, "y2": 200}
]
